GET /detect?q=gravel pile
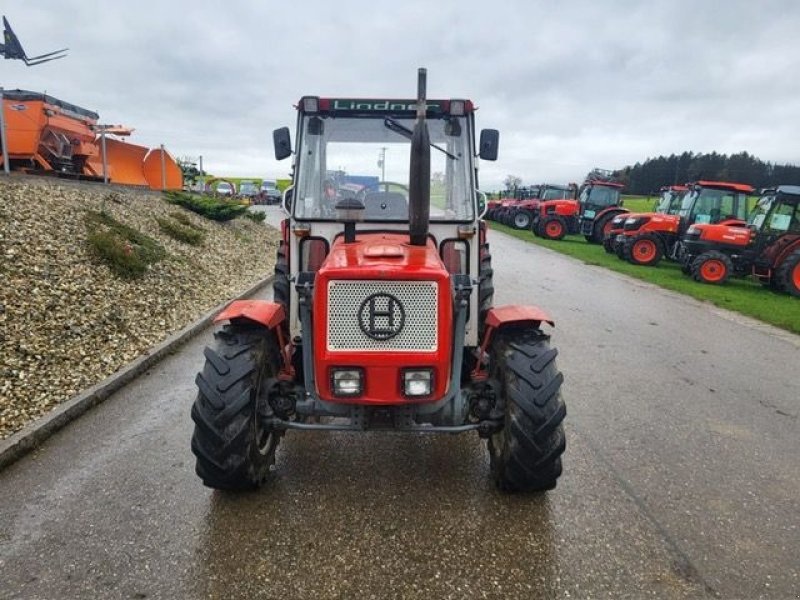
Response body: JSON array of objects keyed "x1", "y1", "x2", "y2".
[{"x1": 0, "y1": 177, "x2": 279, "y2": 439}]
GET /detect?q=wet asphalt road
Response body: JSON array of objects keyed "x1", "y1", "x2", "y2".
[{"x1": 1, "y1": 206, "x2": 799, "y2": 599}]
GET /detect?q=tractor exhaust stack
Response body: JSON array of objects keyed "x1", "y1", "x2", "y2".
[{"x1": 408, "y1": 68, "x2": 431, "y2": 247}]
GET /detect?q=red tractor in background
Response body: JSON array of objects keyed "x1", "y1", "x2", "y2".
[
  {"x1": 603, "y1": 185, "x2": 688, "y2": 256},
  {"x1": 190, "y1": 69, "x2": 567, "y2": 493},
  {"x1": 532, "y1": 170, "x2": 627, "y2": 242},
  {"x1": 501, "y1": 184, "x2": 577, "y2": 230},
  {"x1": 618, "y1": 180, "x2": 753, "y2": 267},
  {"x1": 680, "y1": 186, "x2": 800, "y2": 294},
  {"x1": 486, "y1": 185, "x2": 540, "y2": 223}
]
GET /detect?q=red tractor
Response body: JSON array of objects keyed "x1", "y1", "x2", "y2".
[
  {"x1": 618, "y1": 180, "x2": 752, "y2": 267},
  {"x1": 487, "y1": 185, "x2": 540, "y2": 224},
  {"x1": 502, "y1": 184, "x2": 577, "y2": 230},
  {"x1": 532, "y1": 171, "x2": 626, "y2": 242},
  {"x1": 680, "y1": 186, "x2": 800, "y2": 294},
  {"x1": 603, "y1": 185, "x2": 688, "y2": 256},
  {"x1": 190, "y1": 70, "x2": 567, "y2": 492}
]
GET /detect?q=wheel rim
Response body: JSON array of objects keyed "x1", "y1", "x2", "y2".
[
  {"x1": 700, "y1": 259, "x2": 727, "y2": 282},
  {"x1": 792, "y1": 262, "x2": 800, "y2": 290},
  {"x1": 633, "y1": 239, "x2": 657, "y2": 262},
  {"x1": 514, "y1": 213, "x2": 529, "y2": 228},
  {"x1": 546, "y1": 221, "x2": 562, "y2": 237},
  {"x1": 603, "y1": 220, "x2": 614, "y2": 236}
]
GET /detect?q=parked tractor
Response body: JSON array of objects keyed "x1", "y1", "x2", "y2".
[
  {"x1": 501, "y1": 184, "x2": 577, "y2": 230},
  {"x1": 603, "y1": 185, "x2": 687, "y2": 255},
  {"x1": 680, "y1": 186, "x2": 800, "y2": 294},
  {"x1": 532, "y1": 170, "x2": 626, "y2": 242},
  {"x1": 618, "y1": 180, "x2": 753, "y2": 267},
  {"x1": 487, "y1": 185, "x2": 540, "y2": 224},
  {"x1": 190, "y1": 69, "x2": 567, "y2": 493}
]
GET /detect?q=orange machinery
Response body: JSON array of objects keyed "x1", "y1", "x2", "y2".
[{"x1": 0, "y1": 89, "x2": 182, "y2": 190}]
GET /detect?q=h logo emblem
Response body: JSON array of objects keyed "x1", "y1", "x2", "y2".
[{"x1": 358, "y1": 293, "x2": 406, "y2": 340}]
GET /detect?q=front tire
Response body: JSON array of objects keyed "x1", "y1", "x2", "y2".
[
  {"x1": 625, "y1": 233, "x2": 664, "y2": 266},
  {"x1": 191, "y1": 325, "x2": 281, "y2": 490},
  {"x1": 488, "y1": 329, "x2": 566, "y2": 492},
  {"x1": 540, "y1": 216, "x2": 567, "y2": 240},
  {"x1": 691, "y1": 250, "x2": 733, "y2": 285}
]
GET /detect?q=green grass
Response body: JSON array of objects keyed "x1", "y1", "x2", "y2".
[
  {"x1": 85, "y1": 211, "x2": 166, "y2": 279},
  {"x1": 156, "y1": 216, "x2": 205, "y2": 245},
  {"x1": 163, "y1": 191, "x2": 249, "y2": 222},
  {"x1": 490, "y1": 222, "x2": 800, "y2": 335}
]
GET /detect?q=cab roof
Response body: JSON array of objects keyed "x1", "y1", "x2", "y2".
[
  {"x1": 299, "y1": 97, "x2": 475, "y2": 116},
  {"x1": 695, "y1": 180, "x2": 754, "y2": 193}
]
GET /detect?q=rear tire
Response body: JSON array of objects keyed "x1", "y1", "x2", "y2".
[
  {"x1": 488, "y1": 329, "x2": 566, "y2": 492},
  {"x1": 590, "y1": 214, "x2": 615, "y2": 244},
  {"x1": 625, "y1": 233, "x2": 663, "y2": 266},
  {"x1": 479, "y1": 244, "x2": 494, "y2": 333},
  {"x1": 512, "y1": 210, "x2": 532, "y2": 230},
  {"x1": 691, "y1": 251, "x2": 733, "y2": 285},
  {"x1": 190, "y1": 325, "x2": 281, "y2": 490},
  {"x1": 775, "y1": 249, "x2": 800, "y2": 297},
  {"x1": 602, "y1": 238, "x2": 615, "y2": 254}
]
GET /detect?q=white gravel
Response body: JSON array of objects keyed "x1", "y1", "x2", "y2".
[{"x1": 0, "y1": 176, "x2": 279, "y2": 438}]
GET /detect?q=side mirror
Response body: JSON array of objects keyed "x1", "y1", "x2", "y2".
[
  {"x1": 273, "y1": 127, "x2": 292, "y2": 160},
  {"x1": 478, "y1": 129, "x2": 499, "y2": 161}
]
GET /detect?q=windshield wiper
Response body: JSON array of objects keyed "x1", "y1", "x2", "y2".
[{"x1": 384, "y1": 118, "x2": 459, "y2": 160}]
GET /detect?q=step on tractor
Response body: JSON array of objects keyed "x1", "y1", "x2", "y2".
[
  {"x1": 619, "y1": 180, "x2": 753, "y2": 267},
  {"x1": 603, "y1": 185, "x2": 687, "y2": 256},
  {"x1": 190, "y1": 69, "x2": 567, "y2": 493},
  {"x1": 532, "y1": 170, "x2": 626, "y2": 242},
  {"x1": 503, "y1": 184, "x2": 577, "y2": 230},
  {"x1": 680, "y1": 186, "x2": 800, "y2": 294}
]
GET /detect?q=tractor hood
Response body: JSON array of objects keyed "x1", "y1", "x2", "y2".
[{"x1": 686, "y1": 222, "x2": 753, "y2": 246}]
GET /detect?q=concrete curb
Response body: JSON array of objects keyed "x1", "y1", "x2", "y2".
[{"x1": 0, "y1": 275, "x2": 274, "y2": 472}]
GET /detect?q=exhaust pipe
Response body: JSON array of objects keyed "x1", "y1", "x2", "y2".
[{"x1": 408, "y1": 68, "x2": 430, "y2": 247}]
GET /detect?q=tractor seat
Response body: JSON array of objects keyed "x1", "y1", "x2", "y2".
[{"x1": 362, "y1": 192, "x2": 408, "y2": 219}]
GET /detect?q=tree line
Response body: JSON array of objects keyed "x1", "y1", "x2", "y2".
[{"x1": 616, "y1": 151, "x2": 800, "y2": 195}]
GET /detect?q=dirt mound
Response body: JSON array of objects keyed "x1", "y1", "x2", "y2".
[{"x1": 0, "y1": 177, "x2": 278, "y2": 438}]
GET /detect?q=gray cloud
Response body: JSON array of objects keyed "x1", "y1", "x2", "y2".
[{"x1": 5, "y1": 0, "x2": 800, "y2": 188}]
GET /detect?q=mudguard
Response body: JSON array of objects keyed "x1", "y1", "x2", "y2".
[
  {"x1": 214, "y1": 300, "x2": 285, "y2": 329},
  {"x1": 485, "y1": 305, "x2": 554, "y2": 329}
]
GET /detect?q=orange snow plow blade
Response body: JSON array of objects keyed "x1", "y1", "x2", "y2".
[
  {"x1": 85, "y1": 139, "x2": 149, "y2": 186},
  {"x1": 143, "y1": 147, "x2": 183, "y2": 191}
]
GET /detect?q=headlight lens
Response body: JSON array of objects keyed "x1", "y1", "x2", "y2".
[
  {"x1": 332, "y1": 369, "x2": 363, "y2": 396},
  {"x1": 403, "y1": 370, "x2": 433, "y2": 397},
  {"x1": 686, "y1": 226, "x2": 700, "y2": 235}
]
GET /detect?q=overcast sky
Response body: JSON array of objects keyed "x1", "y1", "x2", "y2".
[{"x1": 4, "y1": 0, "x2": 800, "y2": 188}]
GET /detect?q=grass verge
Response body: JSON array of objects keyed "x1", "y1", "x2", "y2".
[{"x1": 490, "y1": 222, "x2": 800, "y2": 335}]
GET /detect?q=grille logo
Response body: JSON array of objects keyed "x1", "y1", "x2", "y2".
[{"x1": 358, "y1": 293, "x2": 406, "y2": 340}]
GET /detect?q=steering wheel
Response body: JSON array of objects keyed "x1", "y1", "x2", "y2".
[{"x1": 355, "y1": 181, "x2": 410, "y2": 201}]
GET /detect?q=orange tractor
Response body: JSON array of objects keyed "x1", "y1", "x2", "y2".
[
  {"x1": 680, "y1": 186, "x2": 800, "y2": 294},
  {"x1": 0, "y1": 89, "x2": 182, "y2": 189},
  {"x1": 617, "y1": 181, "x2": 752, "y2": 267}
]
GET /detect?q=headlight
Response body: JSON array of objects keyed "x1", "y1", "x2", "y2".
[
  {"x1": 331, "y1": 369, "x2": 363, "y2": 397},
  {"x1": 686, "y1": 226, "x2": 700, "y2": 236},
  {"x1": 403, "y1": 369, "x2": 433, "y2": 397},
  {"x1": 624, "y1": 217, "x2": 638, "y2": 224}
]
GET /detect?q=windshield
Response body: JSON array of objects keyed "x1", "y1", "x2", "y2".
[
  {"x1": 293, "y1": 115, "x2": 473, "y2": 221},
  {"x1": 580, "y1": 185, "x2": 620, "y2": 208},
  {"x1": 542, "y1": 187, "x2": 572, "y2": 201},
  {"x1": 747, "y1": 195, "x2": 774, "y2": 228},
  {"x1": 682, "y1": 188, "x2": 748, "y2": 224},
  {"x1": 655, "y1": 190, "x2": 685, "y2": 214}
]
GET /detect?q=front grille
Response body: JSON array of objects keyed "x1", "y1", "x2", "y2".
[{"x1": 327, "y1": 280, "x2": 438, "y2": 352}]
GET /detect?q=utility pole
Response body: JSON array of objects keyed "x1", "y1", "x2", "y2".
[
  {"x1": 0, "y1": 88, "x2": 10, "y2": 175},
  {"x1": 378, "y1": 147, "x2": 386, "y2": 181}
]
